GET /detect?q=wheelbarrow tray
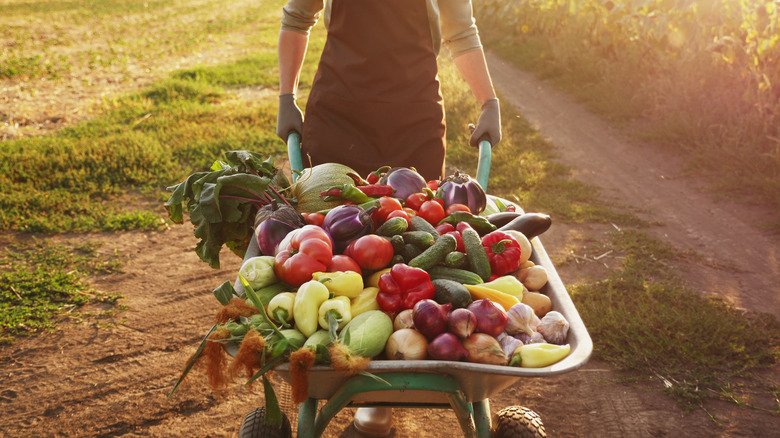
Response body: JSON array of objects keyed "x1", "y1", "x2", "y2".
[{"x1": 268, "y1": 234, "x2": 592, "y2": 404}]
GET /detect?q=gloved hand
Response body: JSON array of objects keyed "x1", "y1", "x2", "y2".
[
  {"x1": 469, "y1": 98, "x2": 501, "y2": 147},
  {"x1": 276, "y1": 93, "x2": 304, "y2": 142}
]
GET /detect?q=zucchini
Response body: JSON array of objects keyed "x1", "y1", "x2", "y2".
[
  {"x1": 427, "y1": 266, "x2": 484, "y2": 285},
  {"x1": 375, "y1": 216, "x2": 409, "y2": 236},
  {"x1": 496, "y1": 212, "x2": 552, "y2": 239},
  {"x1": 432, "y1": 279, "x2": 473, "y2": 309},
  {"x1": 444, "y1": 251, "x2": 467, "y2": 268},
  {"x1": 402, "y1": 231, "x2": 436, "y2": 248},
  {"x1": 408, "y1": 234, "x2": 457, "y2": 270},
  {"x1": 461, "y1": 227, "x2": 492, "y2": 281},
  {"x1": 408, "y1": 215, "x2": 440, "y2": 238}
]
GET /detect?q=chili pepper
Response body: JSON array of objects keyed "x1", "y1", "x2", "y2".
[
  {"x1": 350, "y1": 287, "x2": 380, "y2": 316},
  {"x1": 293, "y1": 280, "x2": 331, "y2": 337},
  {"x1": 481, "y1": 275, "x2": 526, "y2": 301},
  {"x1": 376, "y1": 263, "x2": 435, "y2": 313},
  {"x1": 356, "y1": 184, "x2": 395, "y2": 198},
  {"x1": 318, "y1": 295, "x2": 353, "y2": 331},
  {"x1": 320, "y1": 184, "x2": 374, "y2": 204},
  {"x1": 267, "y1": 292, "x2": 296, "y2": 327},
  {"x1": 481, "y1": 230, "x2": 523, "y2": 276},
  {"x1": 438, "y1": 211, "x2": 497, "y2": 235},
  {"x1": 366, "y1": 165, "x2": 391, "y2": 184},
  {"x1": 311, "y1": 271, "x2": 364, "y2": 298}
]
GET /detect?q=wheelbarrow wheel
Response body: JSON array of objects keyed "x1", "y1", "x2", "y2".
[
  {"x1": 238, "y1": 406, "x2": 293, "y2": 438},
  {"x1": 492, "y1": 406, "x2": 546, "y2": 438}
]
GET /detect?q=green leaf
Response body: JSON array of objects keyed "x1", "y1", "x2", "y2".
[
  {"x1": 262, "y1": 376, "x2": 283, "y2": 427},
  {"x1": 212, "y1": 280, "x2": 237, "y2": 305},
  {"x1": 169, "y1": 324, "x2": 218, "y2": 397}
]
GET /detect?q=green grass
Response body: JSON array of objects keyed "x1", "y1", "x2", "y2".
[
  {"x1": 569, "y1": 229, "x2": 780, "y2": 410},
  {"x1": 0, "y1": 237, "x2": 125, "y2": 344}
]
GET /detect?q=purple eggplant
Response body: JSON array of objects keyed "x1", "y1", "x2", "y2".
[
  {"x1": 256, "y1": 218, "x2": 298, "y2": 256},
  {"x1": 379, "y1": 167, "x2": 427, "y2": 201},
  {"x1": 322, "y1": 204, "x2": 375, "y2": 252},
  {"x1": 437, "y1": 171, "x2": 487, "y2": 214}
]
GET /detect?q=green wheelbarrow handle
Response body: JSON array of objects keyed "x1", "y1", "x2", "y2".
[{"x1": 286, "y1": 134, "x2": 492, "y2": 189}]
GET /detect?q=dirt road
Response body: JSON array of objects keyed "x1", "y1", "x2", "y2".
[{"x1": 1, "y1": 56, "x2": 778, "y2": 437}]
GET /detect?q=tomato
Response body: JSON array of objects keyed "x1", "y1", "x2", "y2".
[
  {"x1": 403, "y1": 207, "x2": 417, "y2": 217},
  {"x1": 386, "y1": 209, "x2": 410, "y2": 222},
  {"x1": 435, "y1": 222, "x2": 456, "y2": 234},
  {"x1": 404, "y1": 192, "x2": 428, "y2": 211},
  {"x1": 445, "y1": 203, "x2": 471, "y2": 215},
  {"x1": 417, "y1": 199, "x2": 446, "y2": 226},
  {"x1": 302, "y1": 212, "x2": 325, "y2": 227},
  {"x1": 344, "y1": 234, "x2": 395, "y2": 270},
  {"x1": 274, "y1": 225, "x2": 333, "y2": 286},
  {"x1": 371, "y1": 196, "x2": 403, "y2": 226},
  {"x1": 327, "y1": 254, "x2": 362, "y2": 275},
  {"x1": 446, "y1": 230, "x2": 466, "y2": 253},
  {"x1": 427, "y1": 180, "x2": 439, "y2": 191}
]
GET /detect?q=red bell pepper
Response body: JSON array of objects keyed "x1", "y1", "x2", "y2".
[
  {"x1": 376, "y1": 263, "x2": 435, "y2": 313},
  {"x1": 481, "y1": 230, "x2": 523, "y2": 276},
  {"x1": 274, "y1": 225, "x2": 333, "y2": 287}
]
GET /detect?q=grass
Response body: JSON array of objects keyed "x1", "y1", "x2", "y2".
[{"x1": 0, "y1": 237, "x2": 125, "y2": 344}]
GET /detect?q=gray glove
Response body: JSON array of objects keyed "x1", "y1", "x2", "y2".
[
  {"x1": 469, "y1": 98, "x2": 501, "y2": 147},
  {"x1": 276, "y1": 93, "x2": 304, "y2": 142}
]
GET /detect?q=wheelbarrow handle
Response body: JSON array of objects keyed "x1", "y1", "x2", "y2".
[
  {"x1": 476, "y1": 140, "x2": 492, "y2": 192},
  {"x1": 287, "y1": 132, "x2": 303, "y2": 182}
]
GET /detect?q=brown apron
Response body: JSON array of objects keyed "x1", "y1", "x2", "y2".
[{"x1": 301, "y1": 0, "x2": 446, "y2": 181}]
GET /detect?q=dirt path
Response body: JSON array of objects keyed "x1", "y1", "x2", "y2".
[{"x1": 2, "y1": 55, "x2": 779, "y2": 437}]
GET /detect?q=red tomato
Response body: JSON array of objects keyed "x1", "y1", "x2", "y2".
[
  {"x1": 403, "y1": 207, "x2": 417, "y2": 217},
  {"x1": 427, "y1": 180, "x2": 439, "y2": 191},
  {"x1": 446, "y1": 231, "x2": 466, "y2": 253},
  {"x1": 274, "y1": 225, "x2": 333, "y2": 286},
  {"x1": 327, "y1": 254, "x2": 362, "y2": 275},
  {"x1": 404, "y1": 192, "x2": 428, "y2": 211},
  {"x1": 372, "y1": 196, "x2": 404, "y2": 226},
  {"x1": 445, "y1": 203, "x2": 471, "y2": 215},
  {"x1": 386, "y1": 209, "x2": 410, "y2": 222},
  {"x1": 417, "y1": 199, "x2": 446, "y2": 226},
  {"x1": 435, "y1": 222, "x2": 456, "y2": 234},
  {"x1": 302, "y1": 212, "x2": 325, "y2": 227},
  {"x1": 344, "y1": 234, "x2": 395, "y2": 270}
]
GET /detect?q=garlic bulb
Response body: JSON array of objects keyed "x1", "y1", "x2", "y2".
[
  {"x1": 537, "y1": 311, "x2": 569, "y2": 345},
  {"x1": 504, "y1": 303, "x2": 539, "y2": 336},
  {"x1": 515, "y1": 331, "x2": 545, "y2": 344}
]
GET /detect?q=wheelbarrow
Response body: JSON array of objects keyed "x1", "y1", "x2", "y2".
[{"x1": 234, "y1": 134, "x2": 593, "y2": 437}]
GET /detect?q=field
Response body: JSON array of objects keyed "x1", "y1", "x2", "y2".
[{"x1": 1, "y1": 0, "x2": 778, "y2": 436}]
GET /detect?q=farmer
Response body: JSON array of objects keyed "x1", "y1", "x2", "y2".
[
  {"x1": 275, "y1": 0, "x2": 500, "y2": 435},
  {"x1": 275, "y1": 0, "x2": 502, "y2": 183}
]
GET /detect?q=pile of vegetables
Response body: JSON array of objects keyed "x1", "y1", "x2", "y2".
[{"x1": 167, "y1": 155, "x2": 571, "y2": 402}]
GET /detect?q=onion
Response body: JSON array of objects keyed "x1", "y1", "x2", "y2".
[
  {"x1": 385, "y1": 328, "x2": 428, "y2": 360},
  {"x1": 393, "y1": 309, "x2": 415, "y2": 331},
  {"x1": 504, "y1": 303, "x2": 539, "y2": 337},
  {"x1": 466, "y1": 299, "x2": 508, "y2": 337},
  {"x1": 412, "y1": 299, "x2": 451, "y2": 340},
  {"x1": 379, "y1": 167, "x2": 427, "y2": 201},
  {"x1": 427, "y1": 332, "x2": 469, "y2": 361},
  {"x1": 462, "y1": 333, "x2": 508, "y2": 365},
  {"x1": 448, "y1": 308, "x2": 477, "y2": 339}
]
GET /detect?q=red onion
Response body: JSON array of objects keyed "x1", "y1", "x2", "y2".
[
  {"x1": 447, "y1": 308, "x2": 477, "y2": 339},
  {"x1": 427, "y1": 332, "x2": 469, "y2": 361},
  {"x1": 412, "y1": 299, "x2": 451, "y2": 340},
  {"x1": 467, "y1": 299, "x2": 508, "y2": 337}
]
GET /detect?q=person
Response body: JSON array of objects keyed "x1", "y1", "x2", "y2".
[
  {"x1": 275, "y1": 1, "x2": 501, "y2": 435},
  {"x1": 275, "y1": 0, "x2": 501, "y2": 183}
]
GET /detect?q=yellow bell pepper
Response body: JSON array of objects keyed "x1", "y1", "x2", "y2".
[
  {"x1": 293, "y1": 280, "x2": 330, "y2": 337},
  {"x1": 510, "y1": 343, "x2": 571, "y2": 368},
  {"x1": 463, "y1": 284, "x2": 520, "y2": 311},
  {"x1": 365, "y1": 268, "x2": 391, "y2": 288},
  {"x1": 481, "y1": 275, "x2": 526, "y2": 301},
  {"x1": 318, "y1": 295, "x2": 353, "y2": 331},
  {"x1": 350, "y1": 287, "x2": 380, "y2": 316},
  {"x1": 312, "y1": 271, "x2": 364, "y2": 298},
  {"x1": 267, "y1": 292, "x2": 296, "y2": 327}
]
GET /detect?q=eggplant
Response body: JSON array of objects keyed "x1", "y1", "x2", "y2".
[
  {"x1": 496, "y1": 212, "x2": 552, "y2": 239},
  {"x1": 486, "y1": 211, "x2": 522, "y2": 228},
  {"x1": 322, "y1": 204, "x2": 375, "y2": 252},
  {"x1": 379, "y1": 167, "x2": 427, "y2": 201},
  {"x1": 256, "y1": 218, "x2": 298, "y2": 256},
  {"x1": 437, "y1": 171, "x2": 487, "y2": 215}
]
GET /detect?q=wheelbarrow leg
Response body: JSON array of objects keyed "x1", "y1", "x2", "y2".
[{"x1": 471, "y1": 399, "x2": 492, "y2": 438}]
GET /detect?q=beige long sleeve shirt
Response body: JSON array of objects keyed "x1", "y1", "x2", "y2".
[{"x1": 281, "y1": 0, "x2": 483, "y2": 58}]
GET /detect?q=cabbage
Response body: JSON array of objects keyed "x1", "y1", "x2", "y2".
[
  {"x1": 338, "y1": 310, "x2": 393, "y2": 358},
  {"x1": 238, "y1": 256, "x2": 277, "y2": 290}
]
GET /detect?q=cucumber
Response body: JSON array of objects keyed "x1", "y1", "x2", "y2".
[
  {"x1": 375, "y1": 216, "x2": 409, "y2": 236},
  {"x1": 402, "y1": 231, "x2": 436, "y2": 248},
  {"x1": 461, "y1": 227, "x2": 492, "y2": 281},
  {"x1": 444, "y1": 251, "x2": 467, "y2": 268},
  {"x1": 408, "y1": 215, "x2": 440, "y2": 238},
  {"x1": 432, "y1": 279, "x2": 473, "y2": 309},
  {"x1": 386, "y1": 234, "x2": 405, "y2": 253},
  {"x1": 400, "y1": 243, "x2": 423, "y2": 263},
  {"x1": 408, "y1": 234, "x2": 457, "y2": 270},
  {"x1": 427, "y1": 266, "x2": 484, "y2": 285}
]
